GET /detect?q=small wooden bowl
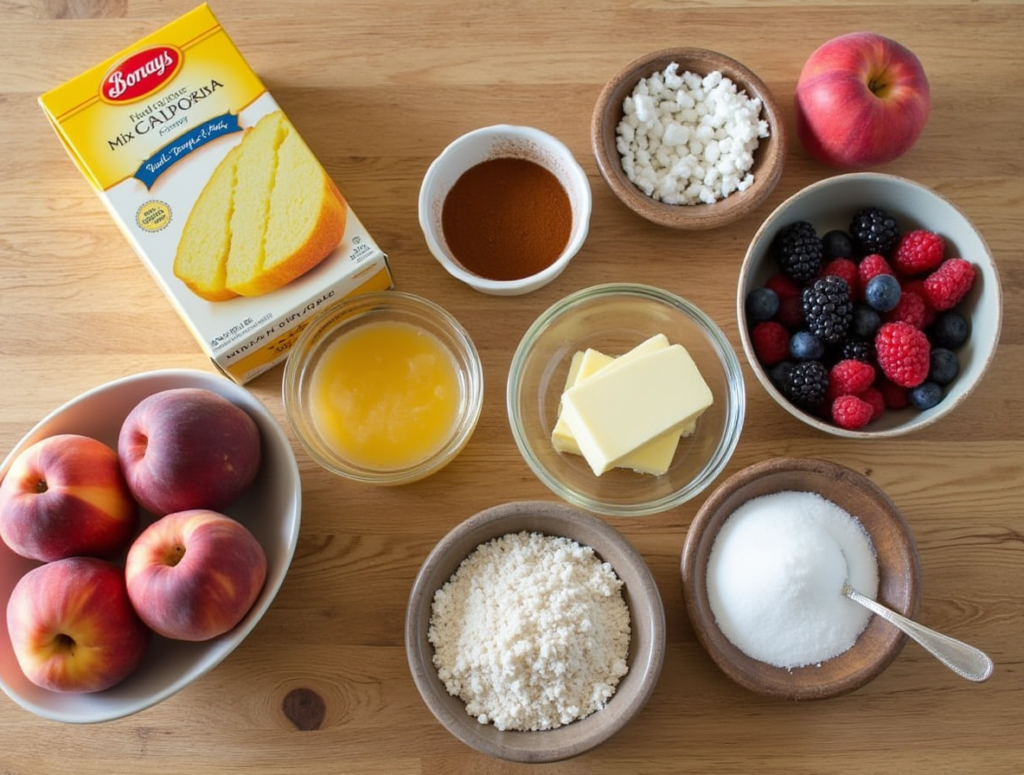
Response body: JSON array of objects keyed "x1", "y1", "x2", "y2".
[
  {"x1": 680, "y1": 457, "x2": 921, "y2": 700},
  {"x1": 591, "y1": 47, "x2": 786, "y2": 229},
  {"x1": 406, "y1": 500, "x2": 665, "y2": 762}
]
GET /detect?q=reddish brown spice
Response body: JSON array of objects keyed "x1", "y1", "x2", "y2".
[{"x1": 441, "y1": 157, "x2": 572, "y2": 281}]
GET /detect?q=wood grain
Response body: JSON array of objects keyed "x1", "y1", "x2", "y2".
[{"x1": 1, "y1": 1, "x2": 1023, "y2": 773}]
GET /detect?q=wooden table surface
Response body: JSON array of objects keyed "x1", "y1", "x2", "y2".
[{"x1": 1, "y1": 1, "x2": 1022, "y2": 773}]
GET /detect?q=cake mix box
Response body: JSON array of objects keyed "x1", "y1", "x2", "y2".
[{"x1": 38, "y1": 3, "x2": 393, "y2": 384}]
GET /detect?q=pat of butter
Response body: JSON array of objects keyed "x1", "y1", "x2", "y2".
[
  {"x1": 551, "y1": 335, "x2": 669, "y2": 454},
  {"x1": 551, "y1": 337, "x2": 694, "y2": 475},
  {"x1": 560, "y1": 344, "x2": 713, "y2": 476}
]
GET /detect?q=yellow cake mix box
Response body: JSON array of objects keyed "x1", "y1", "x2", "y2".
[{"x1": 38, "y1": 3, "x2": 393, "y2": 384}]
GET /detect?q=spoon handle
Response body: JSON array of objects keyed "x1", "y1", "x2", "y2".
[{"x1": 842, "y1": 584, "x2": 994, "y2": 682}]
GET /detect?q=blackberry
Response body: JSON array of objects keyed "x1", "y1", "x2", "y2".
[
  {"x1": 783, "y1": 360, "x2": 829, "y2": 409},
  {"x1": 773, "y1": 221, "x2": 823, "y2": 283},
  {"x1": 802, "y1": 276, "x2": 853, "y2": 345},
  {"x1": 850, "y1": 207, "x2": 901, "y2": 255},
  {"x1": 842, "y1": 337, "x2": 875, "y2": 365},
  {"x1": 821, "y1": 229, "x2": 855, "y2": 260}
]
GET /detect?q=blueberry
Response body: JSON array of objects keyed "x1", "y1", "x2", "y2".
[
  {"x1": 929, "y1": 348, "x2": 960, "y2": 385},
  {"x1": 745, "y1": 287, "x2": 780, "y2": 323},
  {"x1": 931, "y1": 311, "x2": 970, "y2": 349},
  {"x1": 768, "y1": 360, "x2": 795, "y2": 389},
  {"x1": 789, "y1": 331, "x2": 825, "y2": 361},
  {"x1": 864, "y1": 274, "x2": 902, "y2": 312},
  {"x1": 851, "y1": 305, "x2": 882, "y2": 339},
  {"x1": 822, "y1": 229, "x2": 854, "y2": 260},
  {"x1": 909, "y1": 382, "x2": 944, "y2": 410}
]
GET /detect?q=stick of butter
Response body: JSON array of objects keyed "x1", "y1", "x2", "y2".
[
  {"x1": 551, "y1": 337, "x2": 694, "y2": 475},
  {"x1": 551, "y1": 335, "x2": 668, "y2": 453},
  {"x1": 560, "y1": 344, "x2": 713, "y2": 476}
]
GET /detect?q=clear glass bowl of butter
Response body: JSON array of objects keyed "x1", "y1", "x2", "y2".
[{"x1": 507, "y1": 283, "x2": 745, "y2": 516}]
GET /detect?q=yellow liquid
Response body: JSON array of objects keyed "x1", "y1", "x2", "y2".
[{"x1": 310, "y1": 320, "x2": 461, "y2": 470}]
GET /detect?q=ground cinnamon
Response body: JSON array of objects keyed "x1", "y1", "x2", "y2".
[{"x1": 441, "y1": 157, "x2": 572, "y2": 281}]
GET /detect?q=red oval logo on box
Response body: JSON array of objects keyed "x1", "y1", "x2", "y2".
[{"x1": 100, "y1": 46, "x2": 182, "y2": 104}]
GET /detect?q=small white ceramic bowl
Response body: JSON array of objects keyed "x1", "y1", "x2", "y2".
[
  {"x1": 738, "y1": 172, "x2": 1002, "y2": 437},
  {"x1": 418, "y1": 124, "x2": 592, "y2": 295},
  {"x1": 0, "y1": 369, "x2": 301, "y2": 723}
]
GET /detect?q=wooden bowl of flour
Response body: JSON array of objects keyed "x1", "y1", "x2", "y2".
[
  {"x1": 591, "y1": 47, "x2": 786, "y2": 229},
  {"x1": 405, "y1": 500, "x2": 665, "y2": 762},
  {"x1": 681, "y1": 457, "x2": 921, "y2": 700}
]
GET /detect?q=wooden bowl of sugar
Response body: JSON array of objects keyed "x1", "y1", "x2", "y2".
[
  {"x1": 681, "y1": 457, "x2": 921, "y2": 700},
  {"x1": 591, "y1": 47, "x2": 786, "y2": 229}
]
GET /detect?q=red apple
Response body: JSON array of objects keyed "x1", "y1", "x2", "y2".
[
  {"x1": 0, "y1": 434, "x2": 138, "y2": 562},
  {"x1": 6, "y1": 557, "x2": 150, "y2": 692},
  {"x1": 795, "y1": 32, "x2": 930, "y2": 169},
  {"x1": 125, "y1": 509, "x2": 267, "y2": 641},
  {"x1": 118, "y1": 388, "x2": 262, "y2": 516}
]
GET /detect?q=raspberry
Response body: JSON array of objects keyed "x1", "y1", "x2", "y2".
[
  {"x1": 831, "y1": 395, "x2": 874, "y2": 430},
  {"x1": 820, "y1": 258, "x2": 860, "y2": 301},
  {"x1": 900, "y1": 278, "x2": 937, "y2": 327},
  {"x1": 859, "y1": 386, "x2": 886, "y2": 421},
  {"x1": 777, "y1": 295, "x2": 805, "y2": 329},
  {"x1": 877, "y1": 378, "x2": 910, "y2": 409},
  {"x1": 765, "y1": 273, "x2": 802, "y2": 301},
  {"x1": 923, "y1": 259, "x2": 976, "y2": 311},
  {"x1": 751, "y1": 321, "x2": 790, "y2": 366},
  {"x1": 828, "y1": 359, "x2": 876, "y2": 399},
  {"x1": 893, "y1": 230, "x2": 945, "y2": 275},
  {"x1": 875, "y1": 322, "x2": 931, "y2": 388},
  {"x1": 885, "y1": 289, "x2": 928, "y2": 329},
  {"x1": 857, "y1": 254, "x2": 894, "y2": 298}
]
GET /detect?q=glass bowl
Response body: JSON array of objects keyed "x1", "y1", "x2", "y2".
[
  {"x1": 283, "y1": 291, "x2": 484, "y2": 485},
  {"x1": 507, "y1": 284, "x2": 745, "y2": 517}
]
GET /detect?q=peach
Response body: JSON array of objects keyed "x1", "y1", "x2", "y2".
[
  {"x1": 0, "y1": 434, "x2": 138, "y2": 562},
  {"x1": 6, "y1": 557, "x2": 150, "y2": 693},
  {"x1": 125, "y1": 509, "x2": 267, "y2": 641},
  {"x1": 118, "y1": 387, "x2": 262, "y2": 516}
]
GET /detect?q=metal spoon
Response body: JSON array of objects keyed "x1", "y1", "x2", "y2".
[{"x1": 842, "y1": 582, "x2": 994, "y2": 682}]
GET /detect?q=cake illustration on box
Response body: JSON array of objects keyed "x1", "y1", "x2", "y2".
[
  {"x1": 38, "y1": 4, "x2": 392, "y2": 384},
  {"x1": 174, "y1": 110, "x2": 348, "y2": 301}
]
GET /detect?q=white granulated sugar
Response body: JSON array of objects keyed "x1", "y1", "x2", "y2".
[
  {"x1": 428, "y1": 531, "x2": 631, "y2": 731},
  {"x1": 616, "y1": 63, "x2": 770, "y2": 205},
  {"x1": 706, "y1": 490, "x2": 879, "y2": 670}
]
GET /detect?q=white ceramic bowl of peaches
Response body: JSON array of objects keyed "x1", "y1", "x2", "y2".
[{"x1": 0, "y1": 369, "x2": 300, "y2": 723}]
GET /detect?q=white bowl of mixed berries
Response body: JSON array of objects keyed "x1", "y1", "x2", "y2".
[{"x1": 737, "y1": 172, "x2": 1002, "y2": 437}]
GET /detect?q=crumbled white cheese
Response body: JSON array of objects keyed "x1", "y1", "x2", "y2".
[
  {"x1": 428, "y1": 531, "x2": 631, "y2": 731},
  {"x1": 616, "y1": 63, "x2": 770, "y2": 205}
]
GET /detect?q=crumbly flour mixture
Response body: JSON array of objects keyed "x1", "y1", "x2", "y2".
[{"x1": 428, "y1": 531, "x2": 631, "y2": 731}]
